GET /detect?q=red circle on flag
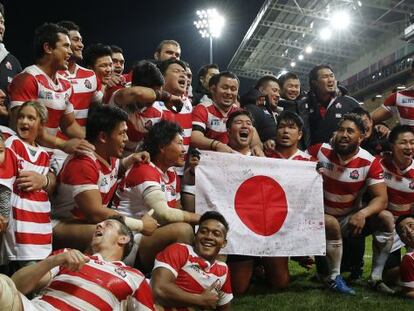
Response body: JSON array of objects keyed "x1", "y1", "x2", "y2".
[{"x1": 234, "y1": 175, "x2": 288, "y2": 236}]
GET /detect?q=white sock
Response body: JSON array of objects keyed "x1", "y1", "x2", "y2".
[
  {"x1": 371, "y1": 231, "x2": 393, "y2": 280},
  {"x1": 326, "y1": 239, "x2": 343, "y2": 280}
]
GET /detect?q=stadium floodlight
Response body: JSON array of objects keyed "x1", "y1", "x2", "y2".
[
  {"x1": 194, "y1": 8, "x2": 225, "y2": 63},
  {"x1": 331, "y1": 11, "x2": 351, "y2": 30},
  {"x1": 319, "y1": 27, "x2": 332, "y2": 40},
  {"x1": 290, "y1": 62, "x2": 296, "y2": 67},
  {"x1": 305, "y1": 45, "x2": 313, "y2": 54},
  {"x1": 298, "y1": 54, "x2": 304, "y2": 60}
]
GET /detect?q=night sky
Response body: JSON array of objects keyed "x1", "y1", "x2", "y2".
[{"x1": 2, "y1": 0, "x2": 263, "y2": 92}]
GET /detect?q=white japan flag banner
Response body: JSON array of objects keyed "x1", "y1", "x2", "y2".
[{"x1": 196, "y1": 151, "x2": 326, "y2": 257}]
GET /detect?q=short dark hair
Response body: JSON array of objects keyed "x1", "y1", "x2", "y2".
[
  {"x1": 351, "y1": 107, "x2": 371, "y2": 119},
  {"x1": 131, "y1": 60, "x2": 164, "y2": 87},
  {"x1": 86, "y1": 105, "x2": 128, "y2": 143},
  {"x1": 388, "y1": 124, "x2": 414, "y2": 144},
  {"x1": 199, "y1": 211, "x2": 229, "y2": 234},
  {"x1": 197, "y1": 64, "x2": 219, "y2": 87},
  {"x1": 254, "y1": 75, "x2": 279, "y2": 90},
  {"x1": 277, "y1": 111, "x2": 304, "y2": 131},
  {"x1": 338, "y1": 113, "x2": 366, "y2": 134},
  {"x1": 110, "y1": 45, "x2": 123, "y2": 54},
  {"x1": 143, "y1": 120, "x2": 183, "y2": 158},
  {"x1": 57, "y1": 20, "x2": 80, "y2": 32},
  {"x1": 396, "y1": 214, "x2": 414, "y2": 237},
  {"x1": 33, "y1": 23, "x2": 69, "y2": 61},
  {"x1": 83, "y1": 43, "x2": 112, "y2": 68},
  {"x1": 105, "y1": 215, "x2": 134, "y2": 260},
  {"x1": 209, "y1": 71, "x2": 239, "y2": 88},
  {"x1": 157, "y1": 58, "x2": 186, "y2": 75},
  {"x1": 278, "y1": 72, "x2": 299, "y2": 88},
  {"x1": 309, "y1": 64, "x2": 334, "y2": 90},
  {"x1": 156, "y1": 40, "x2": 180, "y2": 53},
  {"x1": 226, "y1": 109, "x2": 252, "y2": 129}
]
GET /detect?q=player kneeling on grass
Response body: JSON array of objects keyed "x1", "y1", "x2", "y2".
[
  {"x1": 0, "y1": 101, "x2": 57, "y2": 271},
  {"x1": 0, "y1": 216, "x2": 155, "y2": 310},
  {"x1": 113, "y1": 120, "x2": 200, "y2": 272},
  {"x1": 51, "y1": 104, "x2": 158, "y2": 252},
  {"x1": 151, "y1": 211, "x2": 232, "y2": 311},
  {"x1": 308, "y1": 113, "x2": 394, "y2": 295},
  {"x1": 396, "y1": 214, "x2": 414, "y2": 299}
]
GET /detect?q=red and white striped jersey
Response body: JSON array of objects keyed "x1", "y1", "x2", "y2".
[
  {"x1": 307, "y1": 143, "x2": 384, "y2": 217},
  {"x1": 153, "y1": 243, "x2": 233, "y2": 310},
  {"x1": 192, "y1": 102, "x2": 239, "y2": 144},
  {"x1": 400, "y1": 251, "x2": 414, "y2": 289},
  {"x1": 266, "y1": 148, "x2": 316, "y2": 161},
  {"x1": 28, "y1": 249, "x2": 155, "y2": 311},
  {"x1": 379, "y1": 156, "x2": 414, "y2": 217},
  {"x1": 114, "y1": 162, "x2": 180, "y2": 219},
  {"x1": 383, "y1": 89, "x2": 414, "y2": 128},
  {"x1": 52, "y1": 153, "x2": 120, "y2": 221},
  {"x1": 0, "y1": 125, "x2": 16, "y2": 140},
  {"x1": 8, "y1": 65, "x2": 74, "y2": 136},
  {"x1": 58, "y1": 64, "x2": 103, "y2": 130},
  {"x1": 0, "y1": 136, "x2": 52, "y2": 260}
]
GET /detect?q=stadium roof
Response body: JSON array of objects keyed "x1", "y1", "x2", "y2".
[{"x1": 228, "y1": 0, "x2": 412, "y2": 87}]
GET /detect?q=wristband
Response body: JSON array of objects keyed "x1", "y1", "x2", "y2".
[
  {"x1": 155, "y1": 90, "x2": 172, "y2": 103},
  {"x1": 124, "y1": 216, "x2": 144, "y2": 232},
  {"x1": 182, "y1": 185, "x2": 196, "y2": 195},
  {"x1": 210, "y1": 139, "x2": 217, "y2": 150},
  {"x1": 42, "y1": 175, "x2": 50, "y2": 190}
]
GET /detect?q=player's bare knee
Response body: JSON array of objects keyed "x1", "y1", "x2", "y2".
[
  {"x1": 174, "y1": 223, "x2": 194, "y2": 244},
  {"x1": 324, "y1": 214, "x2": 340, "y2": 239}
]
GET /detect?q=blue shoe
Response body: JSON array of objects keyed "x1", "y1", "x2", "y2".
[{"x1": 328, "y1": 275, "x2": 356, "y2": 295}]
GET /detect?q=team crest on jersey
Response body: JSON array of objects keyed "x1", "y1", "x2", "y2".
[
  {"x1": 144, "y1": 120, "x2": 153, "y2": 130},
  {"x1": 349, "y1": 170, "x2": 359, "y2": 180},
  {"x1": 114, "y1": 266, "x2": 127, "y2": 278},
  {"x1": 5, "y1": 61, "x2": 12, "y2": 70},
  {"x1": 84, "y1": 79, "x2": 92, "y2": 89},
  {"x1": 409, "y1": 181, "x2": 414, "y2": 190},
  {"x1": 335, "y1": 102, "x2": 342, "y2": 109}
]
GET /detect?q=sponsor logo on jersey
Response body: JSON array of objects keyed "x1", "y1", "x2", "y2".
[
  {"x1": 383, "y1": 172, "x2": 392, "y2": 180},
  {"x1": 84, "y1": 79, "x2": 92, "y2": 89},
  {"x1": 349, "y1": 170, "x2": 359, "y2": 180},
  {"x1": 100, "y1": 177, "x2": 108, "y2": 187},
  {"x1": 211, "y1": 118, "x2": 220, "y2": 126},
  {"x1": 335, "y1": 102, "x2": 342, "y2": 109}
]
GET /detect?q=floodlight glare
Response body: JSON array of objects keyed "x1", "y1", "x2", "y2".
[
  {"x1": 319, "y1": 27, "x2": 332, "y2": 40},
  {"x1": 331, "y1": 11, "x2": 351, "y2": 30},
  {"x1": 298, "y1": 54, "x2": 304, "y2": 60},
  {"x1": 290, "y1": 62, "x2": 296, "y2": 67},
  {"x1": 305, "y1": 46, "x2": 313, "y2": 54},
  {"x1": 194, "y1": 8, "x2": 225, "y2": 62}
]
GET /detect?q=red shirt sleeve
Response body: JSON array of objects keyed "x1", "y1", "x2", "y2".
[
  {"x1": 60, "y1": 155, "x2": 99, "y2": 186},
  {"x1": 383, "y1": 92, "x2": 397, "y2": 108},
  {"x1": 8, "y1": 72, "x2": 38, "y2": 109},
  {"x1": 0, "y1": 148, "x2": 17, "y2": 189},
  {"x1": 367, "y1": 157, "x2": 384, "y2": 186},
  {"x1": 192, "y1": 104, "x2": 208, "y2": 130},
  {"x1": 401, "y1": 253, "x2": 414, "y2": 289},
  {"x1": 155, "y1": 243, "x2": 188, "y2": 276},
  {"x1": 306, "y1": 143, "x2": 322, "y2": 158}
]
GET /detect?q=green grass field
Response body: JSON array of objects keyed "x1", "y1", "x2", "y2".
[{"x1": 232, "y1": 237, "x2": 414, "y2": 310}]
